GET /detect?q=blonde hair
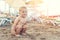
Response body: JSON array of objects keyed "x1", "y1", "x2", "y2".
[{"x1": 19, "y1": 6, "x2": 27, "y2": 11}]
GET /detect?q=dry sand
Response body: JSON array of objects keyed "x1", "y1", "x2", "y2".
[{"x1": 0, "y1": 22, "x2": 60, "y2": 40}]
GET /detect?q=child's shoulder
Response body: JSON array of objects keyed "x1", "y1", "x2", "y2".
[{"x1": 15, "y1": 16, "x2": 21, "y2": 21}]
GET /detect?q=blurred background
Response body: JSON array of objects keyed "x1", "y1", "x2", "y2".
[{"x1": 0, "y1": 0, "x2": 60, "y2": 26}]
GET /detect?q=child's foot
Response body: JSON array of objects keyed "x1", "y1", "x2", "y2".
[
  {"x1": 21, "y1": 33, "x2": 27, "y2": 36},
  {"x1": 15, "y1": 34, "x2": 22, "y2": 37}
]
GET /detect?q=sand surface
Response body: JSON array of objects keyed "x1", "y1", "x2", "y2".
[{"x1": 0, "y1": 22, "x2": 60, "y2": 40}]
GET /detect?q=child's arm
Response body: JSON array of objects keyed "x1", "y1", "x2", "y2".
[
  {"x1": 11, "y1": 16, "x2": 20, "y2": 35},
  {"x1": 12, "y1": 17, "x2": 20, "y2": 27}
]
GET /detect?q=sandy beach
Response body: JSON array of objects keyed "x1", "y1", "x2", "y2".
[{"x1": 0, "y1": 21, "x2": 60, "y2": 40}]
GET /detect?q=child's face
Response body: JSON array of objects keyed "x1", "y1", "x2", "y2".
[{"x1": 19, "y1": 7, "x2": 27, "y2": 18}]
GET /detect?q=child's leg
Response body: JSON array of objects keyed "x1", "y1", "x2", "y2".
[
  {"x1": 22, "y1": 27, "x2": 26, "y2": 33},
  {"x1": 22, "y1": 25, "x2": 27, "y2": 34},
  {"x1": 16, "y1": 27, "x2": 22, "y2": 35},
  {"x1": 11, "y1": 26, "x2": 16, "y2": 36}
]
